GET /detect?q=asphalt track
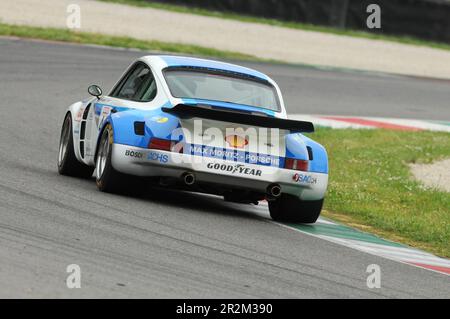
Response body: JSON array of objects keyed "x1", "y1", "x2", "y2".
[{"x1": 0, "y1": 38, "x2": 449, "y2": 298}]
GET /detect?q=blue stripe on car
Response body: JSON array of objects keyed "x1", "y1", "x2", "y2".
[
  {"x1": 187, "y1": 144, "x2": 280, "y2": 167},
  {"x1": 94, "y1": 103, "x2": 130, "y2": 116},
  {"x1": 159, "y1": 56, "x2": 270, "y2": 81}
]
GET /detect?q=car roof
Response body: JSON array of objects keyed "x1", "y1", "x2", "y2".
[{"x1": 142, "y1": 55, "x2": 271, "y2": 82}]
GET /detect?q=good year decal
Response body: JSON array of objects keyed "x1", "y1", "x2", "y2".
[{"x1": 206, "y1": 163, "x2": 262, "y2": 176}]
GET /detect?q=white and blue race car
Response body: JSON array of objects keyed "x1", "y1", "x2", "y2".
[{"x1": 58, "y1": 56, "x2": 328, "y2": 223}]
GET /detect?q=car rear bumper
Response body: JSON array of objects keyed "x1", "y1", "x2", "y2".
[{"x1": 112, "y1": 143, "x2": 328, "y2": 200}]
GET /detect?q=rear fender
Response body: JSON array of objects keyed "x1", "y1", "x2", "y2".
[
  {"x1": 299, "y1": 134, "x2": 328, "y2": 174},
  {"x1": 94, "y1": 109, "x2": 181, "y2": 161},
  {"x1": 284, "y1": 133, "x2": 328, "y2": 174}
]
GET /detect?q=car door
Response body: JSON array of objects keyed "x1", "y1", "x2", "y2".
[{"x1": 84, "y1": 62, "x2": 159, "y2": 165}]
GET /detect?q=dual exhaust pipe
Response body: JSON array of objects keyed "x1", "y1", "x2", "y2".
[
  {"x1": 181, "y1": 172, "x2": 282, "y2": 198},
  {"x1": 182, "y1": 172, "x2": 195, "y2": 186},
  {"x1": 267, "y1": 183, "x2": 282, "y2": 198}
]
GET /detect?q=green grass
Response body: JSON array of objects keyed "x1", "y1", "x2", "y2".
[
  {"x1": 101, "y1": 0, "x2": 450, "y2": 52},
  {"x1": 311, "y1": 128, "x2": 450, "y2": 257},
  {"x1": 0, "y1": 23, "x2": 256, "y2": 60}
]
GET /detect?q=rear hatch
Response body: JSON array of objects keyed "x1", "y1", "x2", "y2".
[
  {"x1": 163, "y1": 102, "x2": 314, "y2": 168},
  {"x1": 179, "y1": 117, "x2": 287, "y2": 167}
]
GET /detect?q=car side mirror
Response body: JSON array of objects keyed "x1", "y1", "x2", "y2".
[{"x1": 88, "y1": 85, "x2": 102, "y2": 99}]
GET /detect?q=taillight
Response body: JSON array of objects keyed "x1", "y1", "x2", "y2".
[
  {"x1": 284, "y1": 158, "x2": 309, "y2": 171},
  {"x1": 148, "y1": 138, "x2": 183, "y2": 153},
  {"x1": 148, "y1": 138, "x2": 172, "y2": 151}
]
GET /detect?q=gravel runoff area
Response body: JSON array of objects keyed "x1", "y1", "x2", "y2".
[
  {"x1": 1, "y1": 0, "x2": 450, "y2": 79},
  {"x1": 410, "y1": 159, "x2": 450, "y2": 193}
]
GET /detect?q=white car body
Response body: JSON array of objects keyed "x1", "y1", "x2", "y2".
[{"x1": 59, "y1": 55, "x2": 328, "y2": 222}]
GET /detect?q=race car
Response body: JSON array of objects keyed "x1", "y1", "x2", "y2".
[{"x1": 58, "y1": 55, "x2": 328, "y2": 223}]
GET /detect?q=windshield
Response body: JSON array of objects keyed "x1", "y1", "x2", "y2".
[{"x1": 164, "y1": 69, "x2": 280, "y2": 111}]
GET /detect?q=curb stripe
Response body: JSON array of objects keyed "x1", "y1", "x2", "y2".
[
  {"x1": 272, "y1": 217, "x2": 450, "y2": 276},
  {"x1": 286, "y1": 222, "x2": 404, "y2": 248},
  {"x1": 370, "y1": 117, "x2": 450, "y2": 132},
  {"x1": 409, "y1": 263, "x2": 450, "y2": 275},
  {"x1": 289, "y1": 114, "x2": 450, "y2": 132},
  {"x1": 257, "y1": 180, "x2": 450, "y2": 276},
  {"x1": 430, "y1": 121, "x2": 450, "y2": 127},
  {"x1": 325, "y1": 237, "x2": 450, "y2": 267},
  {"x1": 321, "y1": 116, "x2": 422, "y2": 131}
]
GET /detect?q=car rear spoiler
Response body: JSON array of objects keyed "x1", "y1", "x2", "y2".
[{"x1": 162, "y1": 104, "x2": 314, "y2": 133}]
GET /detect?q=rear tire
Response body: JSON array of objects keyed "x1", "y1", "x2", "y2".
[
  {"x1": 95, "y1": 124, "x2": 145, "y2": 194},
  {"x1": 269, "y1": 194, "x2": 323, "y2": 223},
  {"x1": 58, "y1": 113, "x2": 94, "y2": 178},
  {"x1": 95, "y1": 124, "x2": 123, "y2": 193}
]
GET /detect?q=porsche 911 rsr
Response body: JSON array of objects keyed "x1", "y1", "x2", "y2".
[{"x1": 57, "y1": 55, "x2": 328, "y2": 223}]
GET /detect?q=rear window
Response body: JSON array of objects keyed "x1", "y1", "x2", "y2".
[{"x1": 164, "y1": 68, "x2": 280, "y2": 111}]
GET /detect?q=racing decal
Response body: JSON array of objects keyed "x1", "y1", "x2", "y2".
[
  {"x1": 94, "y1": 103, "x2": 114, "y2": 127},
  {"x1": 102, "y1": 106, "x2": 112, "y2": 116},
  {"x1": 188, "y1": 144, "x2": 280, "y2": 167},
  {"x1": 94, "y1": 103, "x2": 132, "y2": 128},
  {"x1": 94, "y1": 102, "x2": 105, "y2": 116},
  {"x1": 225, "y1": 135, "x2": 248, "y2": 148},
  {"x1": 85, "y1": 144, "x2": 93, "y2": 157},
  {"x1": 96, "y1": 105, "x2": 112, "y2": 128},
  {"x1": 75, "y1": 108, "x2": 84, "y2": 122},
  {"x1": 147, "y1": 151, "x2": 169, "y2": 163},
  {"x1": 178, "y1": 118, "x2": 287, "y2": 161},
  {"x1": 293, "y1": 173, "x2": 317, "y2": 185},
  {"x1": 206, "y1": 163, "x2": 262, "y2": 176},
  {"x1": 150, "y1": 116, "x2": 169, "y2": 123},
  {"x1": 125, "y1": 149, "x2": 144, "y2": 158}
]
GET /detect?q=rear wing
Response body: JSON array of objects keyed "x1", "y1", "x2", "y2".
[{"x1": 162, "y1": 104, "x2": 314, "y2": 133}]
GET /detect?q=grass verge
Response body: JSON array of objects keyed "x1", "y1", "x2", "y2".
[
  {"x1": 0, "y1": 23, "x2": 256, "y2": 60},
  {"x1": 101, "y1": 0, "x2": 450, "y2": 52},
  {"x1": 311, "y1": 128, "x2": 450, "y2": 257}
]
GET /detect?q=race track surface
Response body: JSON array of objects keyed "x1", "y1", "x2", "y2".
[{"x1": 0, "y1": 38, "x2": 449, "y2": 298}]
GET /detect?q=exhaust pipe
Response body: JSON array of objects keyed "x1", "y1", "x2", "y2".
[
  {"x1": 182, "y1": 172, "x2": 195, "y2": 186},
  {"x1": 267, "y1": 183, "x2": 282, "y2": 198}
]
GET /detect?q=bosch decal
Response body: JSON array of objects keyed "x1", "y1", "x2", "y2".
[
  {"x1": 125, "y1": 150, "x2": 143, "y2": 158},
  {"x1": 148, "y1": 152, "x2": 169, "y2": 163}
]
